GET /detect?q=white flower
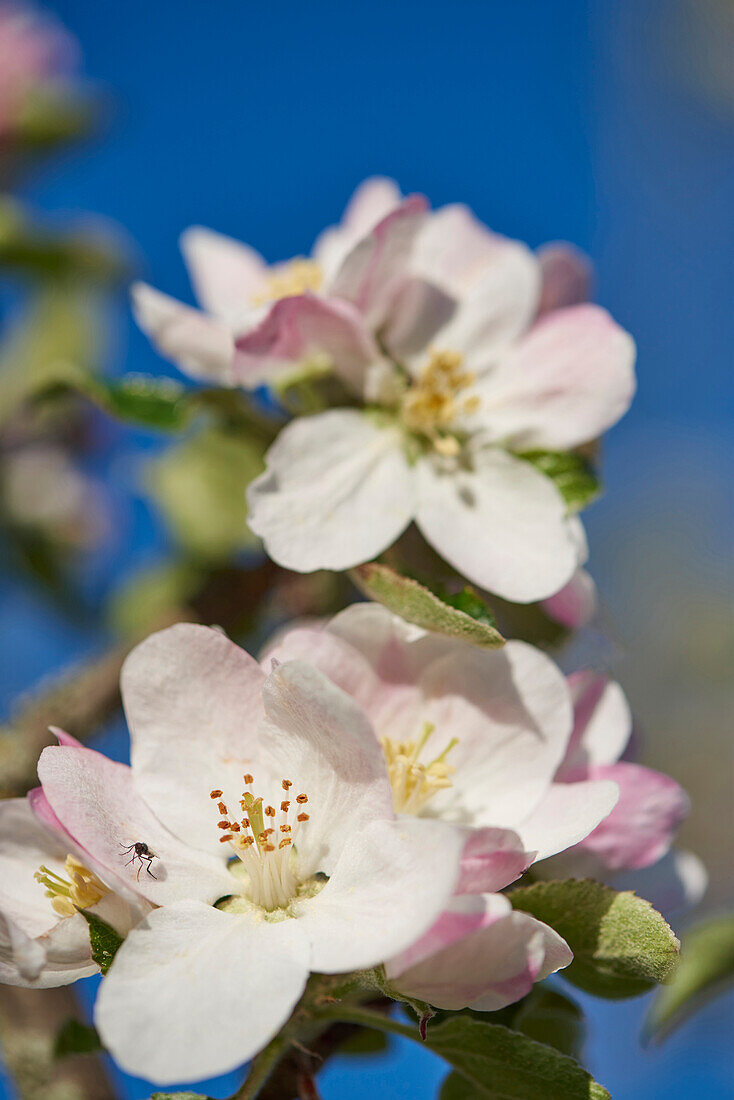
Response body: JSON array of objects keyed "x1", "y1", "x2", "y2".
[
  {"x1": 244, "y1": 189, "x2": 635, "y2": 602},
  {"x1": 265, "y1": 603, "x2": 619, "y2": 863},
  {"x1": 34, "y1": 624, "x2": 466, "y2": 1083}
]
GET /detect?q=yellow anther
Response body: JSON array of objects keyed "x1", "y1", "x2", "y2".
[
  {"x1": 401, "y1": 348, "x2": 479, "y2": 454},
  {"x1": 380, "y1": 724, "x2": 458, "y2": 815},
  {"x1": 34, "y1": 856, "x2": 109, "y2": 919},
  {"x1": 251, "y1": 259, "x2": 323, "y2": 306}
]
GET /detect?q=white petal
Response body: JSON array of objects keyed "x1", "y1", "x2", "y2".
[
  {"x1": 38, "y1": 747, "x2": 233, "y2": 906},
  {"x1": 562, "y1": 672, "x2": 632, "y2": 771},
  {"x1": 131, "y1": 282, "x2": 234, "y2": 383},
  {"x1": 415, "y1": 446, "x2": 577, "y2": 602},
  {"x1": 247, "y1": 410, "x2": 415, "y2": 573},
  {"x1": 0, "y1": 909, "x2": 97, "y2": 989},
  {"x1": 258, "y1": 661, "x2": 394, "y2": 876},
  {"x1": 123, "y1": 623, "x2": 266, "y2": 856},
  {"x1": 418, "y1": 641, "x2": 573, "y2": 829},
  {"x1": 0, "y1": 798, "x2": 70, "y2": 937},
  {"x1": 313, "y1": 176, "x2": 403, "y2": 281},
  {"x1": 263, "y1": 624, "x2": 382, "y2": 715},
  {"x1": 536, "y1": 242, "x2": 592, "y2": 315},
  {"x1": 95, "y1": 901, "x2": 309, "y2": 1084},
  {"x1": 517, "y1": 779, "x2": 620, "y2": 861},
  {"x1": 476, "y1": 305, "x2": 636, "y2": 450},
  {"x1": 297, "y1": 817, "x2": 465, "y2": 973},
  {"x1": 179, "y1": 226, "x2": 267, "y2": 323}
]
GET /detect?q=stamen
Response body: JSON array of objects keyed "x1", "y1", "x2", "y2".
[
  {"x1": 401, "y1": 348, "x2": 480, "y2": 455},
  {"x1": 251, "y1": 259, "x2": 323, "y2": 306},
  {"x1": 210, "y1": 789, "x2": 223, "y2": 799},
  {"x1": 209, "y1": 773, "x2": 311, "y2": 912},
  {"x1": 34, "y1": 856, "x2": 109, "y2": 918},
  {"x1": 380, "y1": 725, "x2": 458, "y2": 814}
]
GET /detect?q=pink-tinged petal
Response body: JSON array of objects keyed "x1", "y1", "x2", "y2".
[
  {"x1": 38, "y1": 746, "x2": 233, "y2": 907},
  {"x1": 386, "y1": 892, "x2": 511, "y2": 977},
  {"x1": 517, "y1": 779, "x2": 620, "y2": 861},
  {"x1": 330, "y1": 196, "x2": 428, "y2": 327},
  {"x1": 415, "y1": 641, "x2": 572, "y2": 830},
  {"x1": 179, "y1": 226, "x2": 267, "y2": 322},
  {"x1": 312, "y1": 176, "x2": 403, "y2": 280},
  {"x1": 95, "y1": 901, "x2": 309, "y2": 1084},
  {"x1": 299, "y1": 817, "x2": 465, "y2": 973},
  {"x1": 455, "y1": 827, "x2": 535, "y2": 895},
  {"x1": 257, "y1": 661, "x2": 394, "y2": 877},
  {"x1": 572, "y1": 762, "x2": 690, "y2": 872},
  {"x1": 233, "y1": 293, "x2": 384, "y2": 394},
  {"x1": 247, "y1": 410, "x2": 415, "y2": 573},
  {"x1": 262, "y1": 625, "x2": 382, "y2": 715},
  {"x1": 476, "y1": 304, "x2": 636, "y2": 451},
  {"x1": 560, "y1": 672, "x2": 632, "y2": 773},
  {"x1": 123, "y1": 623, "x2": 266, "y2": 856},
  {"x1": 541, "y1": 568, "x2": 597, "y2": 630},
  {"x1": 48, "y1": 725, "x2": 83, "y2": 748},
  {"x1": 415, "y1": 445, "x2": 577, "y2": 603},
  {"x1": 614, "y1": 849, "x2": 707, "y2": 918},
  {"x1": 536, "y1": 242, "x2": 593, "y2": 316},
  {"x1": 130, "y1": 283, "x2": 235, "y2": 384},
  {"x1": 387, "y1": 893, "x2": 571, "y2": 1011}
]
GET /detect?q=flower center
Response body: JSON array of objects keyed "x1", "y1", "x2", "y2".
[
  {"x1": 380, "y1": 723, "x2": 458, "y2": 815},
  {"x1": 210, "y1": 776, "x2": 311, "y2": 912},
  {"x1": 251, "y1": 258, "x2": 323, "y2": 306},
  {"x1": 34, "y1": 856, "x2": 110, "y2": 919},
  {"x1": 401, "y1": 349, "x2": 480, "y2": 456}
]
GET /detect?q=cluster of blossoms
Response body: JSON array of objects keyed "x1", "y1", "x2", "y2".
[
  {"x1": 0, "y1": 180, "x2": 703, "y2": 1086},
  {"x1": 134, "y1": 177, "x2": 634, "y2": 604},
  {"x1": 0, "y1": 609, "x2": 699, "y2": 1082}
]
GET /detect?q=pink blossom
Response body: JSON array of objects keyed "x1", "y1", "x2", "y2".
[{"x1": 0, "y1": 4, "x2": 77, "y2": 136}]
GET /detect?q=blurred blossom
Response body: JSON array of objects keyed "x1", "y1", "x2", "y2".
[
  {"x1": 0, "y1": 3, "x2": 78, "y2": 137},
  {"x1": 1, "y1": 443, "x2": 110, "y2": 550}
]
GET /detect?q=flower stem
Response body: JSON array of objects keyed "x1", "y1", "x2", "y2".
[
  {"x1": 234, "y1": 1032, "x2": 290, "y2": 1100},
  {"x1": 312, "y1": 1002, "x2": 417, "y2": 1040}
]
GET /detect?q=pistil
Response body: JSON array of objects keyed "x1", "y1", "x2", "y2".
[{"x1": 381, "y1": 723, "x2": 458, "y2": 815}]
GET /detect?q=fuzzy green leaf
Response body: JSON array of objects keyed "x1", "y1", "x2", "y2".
[
  {"x1": 428, "y1": 1018, "x2": 608, "y2": 1100},
  {"x1": 647, "y1": 915, "x2": 734, "y2": 1039},
  {"x1": 510, "y1": 880, "x2": 680, "y2": 999},
  {"x1": 519, "y1": 450, "x2": 600, "y2": 512},
  {"x1": 350, "y1": 563, "x2": 504, "y2": 648},
  {"x1": 79, "y1": 909, "x2": 123, "y2": 976},
  {"x1": 54, "y1": 1019, "x2": 102, "y2": 1058}
]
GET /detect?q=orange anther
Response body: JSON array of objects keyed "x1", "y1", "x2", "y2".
[
  {"x1": 217, "y1": 820, "x2": 231, "y2": 829},
  {"x1": 219, "y1": 834, "x2": 233, "y2": 843},
  {"x1": 297, "y1": 812, "x2": 310, "y2": 822},
  {"x1": 210, "y1": 789, "x2": 223, "y2": 799},
  {"x1": 280, "y1": 801, "x2": 290, "y2": 812},
  {"x1": 296, "y1": 794, "x2": 308, "y2": 804},
  {"x1": 282, "y1": 780, "x2": 293, "y2": 790},
  {"x1": 230, "y1": 822, "x2": 240, "y2": 832},
  {"x1": 243, "y1": 773, "x2": 254, "y2": 785},
  {"x1": 280, "y1": 824, "x2": 291, "y2": 833},
  {"x1": 265, "y1": 805, "x2": 276, "y2": 818},
  {"x1": 217, "y1": 802, "x2": 227, "y2": 815},
  {"x1": 279, "y1": 838, "x2": 292, "y2": 849},
  {"x1": 264, "y1": 843, "x2": 275, "y2": 852}
]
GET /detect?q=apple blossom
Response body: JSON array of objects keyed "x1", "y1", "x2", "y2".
[
  {"x1": 131, "y1": 176, "x2": 421, "y2": 386},
  {"x1": 33, "y1": 623, "x2": 467, "y2": 1083},
  {"x1": 243, "y1": 189, "x2": 635, "y2": 601},
  {"x1": 264, "y1": 602, "x2": 620, "y2": 861}
]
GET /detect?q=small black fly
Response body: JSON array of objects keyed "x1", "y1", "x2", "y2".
[{"x1": 120, "y1": 842, "x2": 158, "y2": 881}]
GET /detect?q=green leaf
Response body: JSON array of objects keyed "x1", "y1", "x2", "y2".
[
  {"x1": 54, "y1": 1020, "x2": 102, "y2": 1058},
  {"x1": 647, "y1": 915, "x2": 734, "y2": 1039},
  {"x1": 428, "y1": 1018, "x2": 608, "y2": 1100},
  {"x1": 510, "y1": 880, "x2": 680, "y2": 999},
  {"x1": 106, "y1": 561, "x2": 204, "y2": 639},
  {"x1": 350, "y1": 563, "x2": 504, "y2": 649},
  {"x1": 85, "y1": 375, "x2": 193, "y2": 432},
  {"x1": 338, "y1": 1027, "x2": 389, "y2": 1056},
  {"x1": 518, "y1": 451, "x2": 600, "y2": 512},
  {"x1": 512, "y1": 989, "x2": 585, "y2": 1060},
  {"x1": 147, "y1": 428, "x2": 265, "y2": 560},
  {"x1": 78, "y1": 909, "x2": 123, "y2": 976},
  {"x1": 0, "y1": 197, "x2": 128, "y2": 283}
]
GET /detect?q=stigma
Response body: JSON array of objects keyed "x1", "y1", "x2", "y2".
[
  {"x1": 210, "y1": 776, "x2": 310, "y2": 912},
  {"x1": 251, "y1": 258, "x2": 323, "y2": 306},
  {"x1": 34, "y1": 856, "x2": 110, "y2": 918},
  {"x1": 380, "y1": 723, "x2": 458, "y2": 815},
  {"x1": 401, "y1": 349, "x2": 480, "y2": 455}
]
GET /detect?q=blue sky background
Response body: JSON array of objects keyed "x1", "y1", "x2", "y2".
[{"x1": 1, "y1": 0, "x2": 733, "y2": 1096}]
